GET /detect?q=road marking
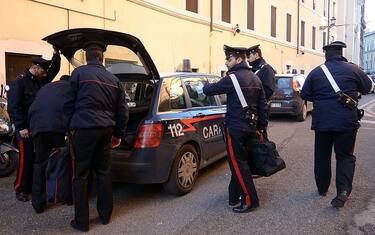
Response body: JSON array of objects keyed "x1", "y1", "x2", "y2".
[
  {"x1": 359, "y1": 98, "x2": 375, "y2": 109},
  {"x1": 360, "y1": 127, "x2": 375, "y2": 130},
  {"x1": 360, "y1": 120, "x2": 375, "y2": 124}
]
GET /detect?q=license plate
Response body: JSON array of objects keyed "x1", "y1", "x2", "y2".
[{"x1": 271, "y1": 103, "x2": 281, "y2": 108}]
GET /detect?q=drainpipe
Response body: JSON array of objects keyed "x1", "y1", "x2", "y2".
[
  {"x1": 209, "y1": 0, "x2": 213, "y2": 73},
  {"x1": 327, "y1": 0, "x2": 331, "y2": 44},
  {"x1": 297, "y1": 0, "x2": 300, "y2": 54}
]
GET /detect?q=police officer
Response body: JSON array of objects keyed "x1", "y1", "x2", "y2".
[
  {"x1": 203, "y1": 45, "x2": 268, "y2": 213},
  {"x1": 246, "y1": 44, "x2": 276, "y2": 102},
  {"x1": 301, "y1": 41, "x2": 372, "y2": 208},
  {"x1": 68, "y1": 41, "x2": 128, "y2": 232},
  {"x1": 28, "y1": 75, "x2": 73, "y2": 213},
  {"x1": 8, "y1": 47, "x2": 61, "y2": 202}
]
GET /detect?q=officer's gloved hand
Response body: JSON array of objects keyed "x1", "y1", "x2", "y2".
[
  {"x1": 111, "y1": 136, "x2": 122, "y2": 149},
  {"x1": 19, "y1": 129, "x2": 30, "y2": 138},
  {"x1": 256, "y1": 127, "x2": 267, "y2": 141}
]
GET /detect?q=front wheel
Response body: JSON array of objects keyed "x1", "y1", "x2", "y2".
[
  {"x1": 163, "y1": 145, "x2": 199, "y2": 196},
  {"x1": 296, "y1": 103, "x2": 307, "y2": 121},
  {"x1": 0, "y1": 151, "x2": 19, "y2": 177}
]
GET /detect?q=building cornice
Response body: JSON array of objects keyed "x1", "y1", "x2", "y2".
[{"x1": 127, "y1": 0, "x2": 324, "y2": 57}]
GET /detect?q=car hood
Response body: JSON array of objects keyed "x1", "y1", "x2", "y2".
[{"x1": 43, "y1": 28, "x2": 159, "y2": 80}]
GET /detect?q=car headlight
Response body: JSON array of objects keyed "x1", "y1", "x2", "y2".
[{"x1": 0, "y1": 117, "x2": 10, "y2": 134}]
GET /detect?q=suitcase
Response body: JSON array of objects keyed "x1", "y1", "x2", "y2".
[{"x1": 46, "y1": 146, "x2": 72, "y2": 203}]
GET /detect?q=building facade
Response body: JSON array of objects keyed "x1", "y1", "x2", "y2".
[
  {"x1": 363, "y1": 31, "x2": 375, "y2": 74},
  {"x1": 0, "y1": 0, "x2": 357, "y2": 85}
]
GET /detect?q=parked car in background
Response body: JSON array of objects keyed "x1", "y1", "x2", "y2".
[
  {"x1": 269, "y1": 74, "x2": 313, "y2": 121},
  {"x1": 44, "y1": 28, "x2": 228, "y2": 196}
]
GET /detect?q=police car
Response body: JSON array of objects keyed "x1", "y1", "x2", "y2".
[{"x1": 44, "y1": 28, "x2": 227, "y2": 195}]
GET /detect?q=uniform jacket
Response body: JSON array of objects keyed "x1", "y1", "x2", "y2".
[
  {"x1": 8, "y1": 53, "x2": 61, "y2": 131},
  {"x1": 68, "y1": 60, "x2": 128, "y2": 139},
  {"x1": 249, "y1": 58, "x2": 276, "y2": 101},
  {"x1": 28, "y1": 80, "x2": 72, "y2": 136},
  {"x1": 203, "y1": 62, "x2": 268, "y2": 131},
  {"x1": 301, "y1": 57, "x2": 372, "y2": 131}
]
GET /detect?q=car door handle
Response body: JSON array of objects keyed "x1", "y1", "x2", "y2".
[{"x1": 194, "y1": 113, "x2": 206, "y2": 118}]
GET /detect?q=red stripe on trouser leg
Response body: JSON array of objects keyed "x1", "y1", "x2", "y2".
[
  {"x1": 226, "y1": 128, "x2": 251, "y2": 206},
  {"x1": 14, "y1": 141, "x2": 25, "y2": 192},
  {"x1": 71, "y1": 160, "x2": 75, "y2": 180}
]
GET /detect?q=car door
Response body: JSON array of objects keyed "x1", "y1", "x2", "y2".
[{"x1": 181, "y1": 76, "x2": 225, "y2": 163}]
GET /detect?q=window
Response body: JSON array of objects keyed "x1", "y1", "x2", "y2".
[
  {"x1": 312, "y1": 26, "x2": 316, "y2": 50},
  {"x1": 247, "y1": 0, "x2": 255, "y2": 30},
  {"x1": 222, "y1": 0, "x2": 231, "y2": 23},
  {"x1": 286, "y1": 14, "x2": 292, "y2": 42},
  {"x1": 209, "y1": 77, "x2": 226, "y2": 105},
  {"x1": 323, "y1": 31, "x2": 327, "y2": 47},
  {"x1": 183, "y1": 77, "x2": 217, "y2": 107},
  {"x1": 271, "y1": 6, "x2": 277, "y2": 37},
  {"x1": 158, "y1": 77, "x2": 186, "y2": 112},
  {"x1": 301, "y1": 21, "x2": 305, "y2": 46},
  {"x1": 186, "y1": 0, "x2": 198, "y2": 13}
]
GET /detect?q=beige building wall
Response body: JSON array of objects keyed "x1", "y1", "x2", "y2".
[{"x1": 1, "y1": 0, "x2": 344, "y2": 85}]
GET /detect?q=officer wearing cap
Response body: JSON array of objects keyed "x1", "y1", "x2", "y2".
[
  {"x1": 28, "y1": 75, "x2": 73, "y2": 213},
  {"x1": 67, "y1": 41, "x2": 128, "y2": 231},
  {"x1": 7, "y1": 46, "x2": 61, "y2": 202},
  {"x1": 203, "y1": 45, "x2": 268, "y2": 213},
  {"x1": 246, "y1": 44, "x2": 276, "y2": 102},
  {"x1": 301, "y1": 41, "x2": 372, "y2": 208}
]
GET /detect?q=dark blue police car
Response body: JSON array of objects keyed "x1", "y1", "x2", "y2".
[{"x1": 44, "y1": 28, "x2": 227, "y2": 195}]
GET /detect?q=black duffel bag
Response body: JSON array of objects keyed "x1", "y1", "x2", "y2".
[{"x1": 249, "y1": 133, "x2": 286, "y2": 177}]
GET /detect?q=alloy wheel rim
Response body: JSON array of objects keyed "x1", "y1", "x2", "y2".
[{"x1": 177, "y1": 151, "x2": 198, "y2": 188}]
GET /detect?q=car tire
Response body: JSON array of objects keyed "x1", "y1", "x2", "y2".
[
  {"x1": 162, "y1": 144, "x2": 199, "y2": 196},
  {"x1": 296, "y1": 103, "x2": 307, "y2": 122},
  {"x1": 0, "y1": 151, "x2": 19, "y2": 178}
]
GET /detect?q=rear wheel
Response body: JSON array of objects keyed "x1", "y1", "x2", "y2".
[
  {"x1": 296, "y1": 103, "x2": 307, "y2": 121},
  {"x1": 163, "y1": 144, "x2": 199, "y2": 196},
  {"x1": 0, "y1": 151, "x2": 19, "y2": 178}
]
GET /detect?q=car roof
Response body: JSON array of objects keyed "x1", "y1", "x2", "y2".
[
  {"x1": 160, "y1": 72, "x2": 220, "y2": 78},
  {"x1": 275, "y1": 74, "x2": 306, "y2": 78}
]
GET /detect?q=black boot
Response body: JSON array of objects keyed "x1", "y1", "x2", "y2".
[
  {"x1": 331, "y1": 191, "x2": 349, "y2": 208},
  {"x1": 232, "y1": 201, "x2": 259, "y2": 213},
  {"x1": 70, "y1": 220, "x2": 89, "y2": 232}
]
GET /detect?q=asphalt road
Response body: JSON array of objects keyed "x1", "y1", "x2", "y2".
[{"x1": 1, "y1": 94, "x2": 375, "y2": 235}]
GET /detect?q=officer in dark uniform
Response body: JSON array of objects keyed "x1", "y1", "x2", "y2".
[
  {"x1": 28, "y1": 75, "x2": 73, "y2": 213},
  {"x1": 203, "y1": 45, "x2": 268, "y2": 213},
  {"x1": 7, "y1": 48, "x2": 61, "y2": 202},
  {"x1": 68, "y1": 41, "x2": 128, "y2": 232},
  {"x1": 246, "y1": 44, "x2": 276, "y2": 102},
  {"x1": 301, "y1": 41, "x2": 372, "y2": 208}
]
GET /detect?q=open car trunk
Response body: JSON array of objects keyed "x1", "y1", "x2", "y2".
[{"x1": 116, "y1": 77, "x2": 155, "y2": 150}]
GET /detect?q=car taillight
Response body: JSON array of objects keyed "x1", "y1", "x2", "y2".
[
  {"x1": 134, "y1": 123, "x2": 163, "y2": 148},
  {"x1": 292, "y1": 78, "x2": 300, "y2": 92}
]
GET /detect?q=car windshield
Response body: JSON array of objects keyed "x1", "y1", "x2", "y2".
[{"x1": 276, "y1": 77, "x2": 291, "y2": 89}]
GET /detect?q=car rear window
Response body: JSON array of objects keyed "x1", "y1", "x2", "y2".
[{"x1": 276, "y1": 77, "x2": 291, "y2": 89}]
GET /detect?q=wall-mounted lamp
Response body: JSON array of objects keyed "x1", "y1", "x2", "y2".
[
  {"x1": 319, "y1": 17, "x2": 336, "y2": 30},
  {"x1": 232, "y1": 24, "x2": 240, "y2": 35}
]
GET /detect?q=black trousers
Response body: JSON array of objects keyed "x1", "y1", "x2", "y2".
[
  {"x1": 314, "y1": 130, "x2": 357, "y2": 195},
  {"x1": 32, "y1": 132, "x2": 66, "y2": 209},
  {"x1": 224, "y1": 127, "x2": 259, "y2": 206},
  {"x1": 70, "y1": 127, "x2": 113, "y2": 227},
  {"x1": 14, "y1": 137, "x2": 34, "y2": 194}
]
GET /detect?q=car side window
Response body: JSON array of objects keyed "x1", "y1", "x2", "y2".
[
  {"x1": 209, "y1": 76, "x2": 227, "y2": 105},
  {"x1": 183, "y1": 77, "x2": 217, "y2": 107},
  {"x1": 158, "y1": 77, "x2": 186, "y2": 112}
]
